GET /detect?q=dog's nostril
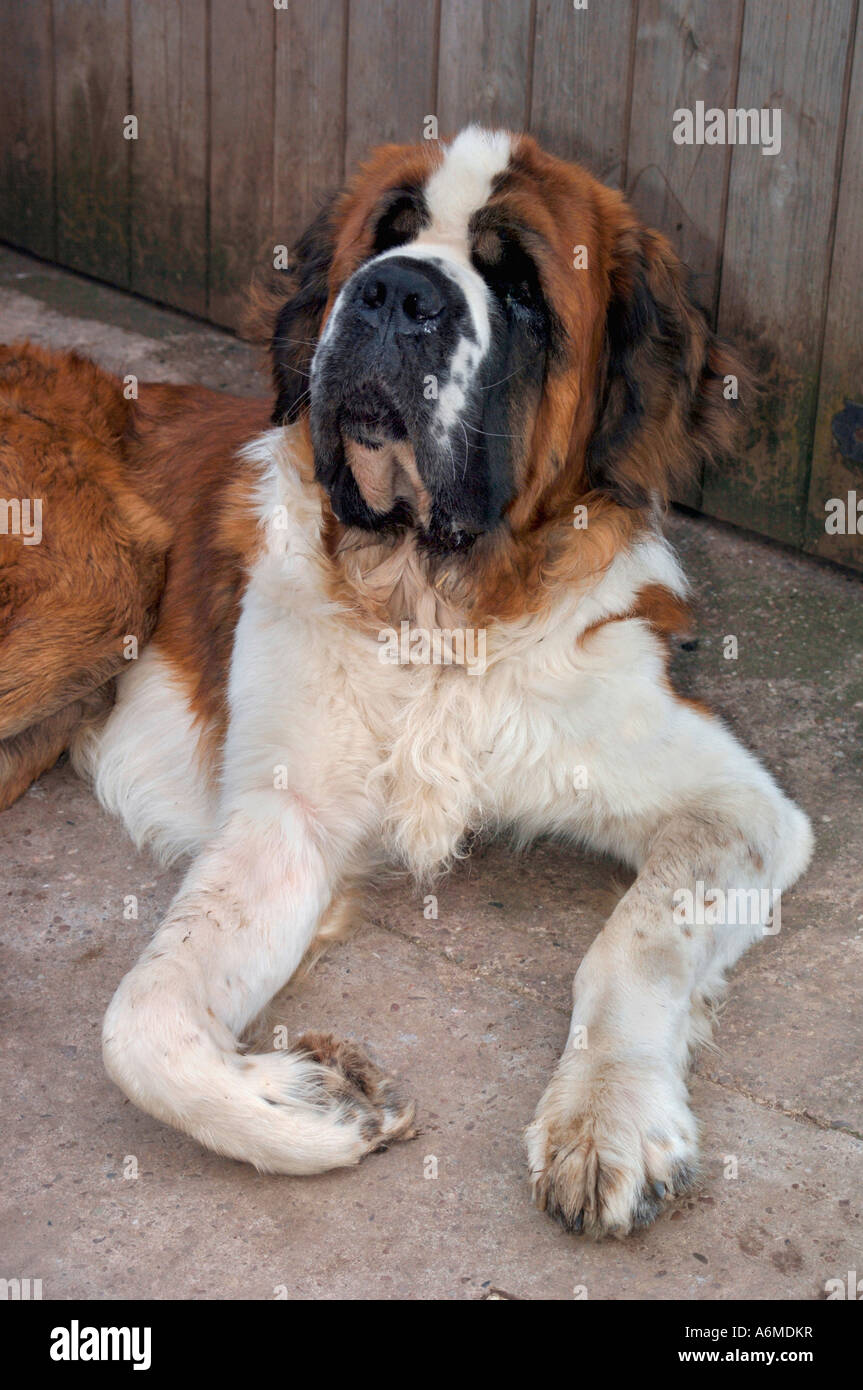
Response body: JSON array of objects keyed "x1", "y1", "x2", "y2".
[
  {"x1": 402, "y1": 288, "x2": 442, "y2": 322},
  {"x1": 361, "y1": 277, "x2": 387, "y2": 310}
]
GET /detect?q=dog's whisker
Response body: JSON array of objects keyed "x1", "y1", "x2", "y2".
[
  {"x1": 459, "y1": 420, "x2": 520, "y2": 440},
  {"x1": 275, "y1": 363, "x2": 312, "y2": 381},
  {"x1": 270, "y1": 335, "x2": 320, "y2": 349},
  {"x1": 479, "y1": 365, "x2": 528, "y2": 392}
]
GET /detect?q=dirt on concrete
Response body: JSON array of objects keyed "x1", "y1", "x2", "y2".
[{"x1": 1, "y1": 246, "x2": 860, "y2": 1300}]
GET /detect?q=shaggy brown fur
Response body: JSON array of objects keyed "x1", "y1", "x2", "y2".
[
  {"x1": 0, "y1": 344, "x2": 272, "y2": 810},
  {"x1": 0, "y1": 346, "x2": 169, "y2": 809}
]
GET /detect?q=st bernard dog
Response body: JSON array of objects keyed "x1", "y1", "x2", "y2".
[{"x1": 0, "y1": 128, "x2": 812, "y2": 1237}]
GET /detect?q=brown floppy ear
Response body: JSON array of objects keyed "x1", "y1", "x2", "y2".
[
  {"x1": 587, "y1": 224, "x2": 747, "y2": 508},
  {"x1": 247, "y1": 196, "x2": 339, "y2": 426}
]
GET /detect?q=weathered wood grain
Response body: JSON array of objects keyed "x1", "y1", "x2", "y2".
[
  {"x1": 625, "y1": 0, "x2": 743, "y2": 509},
  {"x1": 702, "y1": 0, "x2": 855, "y2": 546},
  {"x1": 804, "y1": 3, "x2": 863, "y2": 570},
  {"x1": 437, "y1": 0, "x2": 533, "y2": 134},
  {"x1": 54, "y1": 0, "x2": 131, "y2": 286},
  {"x1": 0, "y1": 0, "x2": 55, "y2": 259},
  {"x1": 273, "y1": 0, "x2": 348, "y2": 251},
  {"x1": 208, "y1": 0, "x2": 275, "y2": 329},
  {"x1": 626, "y1": 0, "x2": 742, "y2": 312},
  {"x1": 530, "y1": 0, "x2": 637, "y2": 185},
  {"x1": 344, "y1": 0, "x2": 440, "y2": 172},
  {"x1": 130, "y1": 0, "x2": 208, "y2": 316}
]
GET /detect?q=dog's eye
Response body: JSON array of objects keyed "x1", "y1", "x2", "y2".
[
  {"x1": 473, "y1": 232, "x2": 544, "y2": 323},
  {"x1": 504, "y1": 279, "x2": 537, "y2": 311},
  {"x1": 373, "y1": 190, "x2": 425, "y2": 253}
]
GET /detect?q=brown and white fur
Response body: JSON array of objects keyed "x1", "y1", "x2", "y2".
[{"x1": 0, "y1": 128, "x2": 812, "y2": 1236}]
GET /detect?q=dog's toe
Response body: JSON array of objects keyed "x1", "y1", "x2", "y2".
[
  {"x1": 526, "y1": 1056, "x2": 699, "y2": 1238},
  {"x1": 293, "y1": 1031, "x2": 417, "y2": 1148}
]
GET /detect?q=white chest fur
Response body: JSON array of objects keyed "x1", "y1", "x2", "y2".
[
  {"x1": 79, "y1": 430, "x2": 692, "y2": 880},
  {"x1": 219, "y1": 434, "x2": 690, "y2": 880}
]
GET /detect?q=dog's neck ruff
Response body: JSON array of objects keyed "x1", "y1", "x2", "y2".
[{"x1": 245, "y1": 423, "x2": 687, "y2": 649}]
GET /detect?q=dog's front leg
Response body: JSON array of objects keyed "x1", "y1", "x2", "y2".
[
  {"x1": 527, "y1": 714, "x2": 813, "y2": 1236},
  {"x1": 103, "y1": 801, "x2": 414, "y2": 1172}
]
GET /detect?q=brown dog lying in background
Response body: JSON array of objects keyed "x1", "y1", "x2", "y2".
[{"x1": 0, "y1": 344, "x2": 267, "y2": 810}]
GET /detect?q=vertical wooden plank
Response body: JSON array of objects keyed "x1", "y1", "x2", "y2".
[
  {"x1": 344, "y1": 0, "x2": 440, "y2": 174},
  {"x1": 626, "y1": 0, "x2": 741, "y2": 315},
  {"x1": 625, "y1": 0, "x2": 743, "y2": 509},
  {"x1": 209, "y1": 0, "x2": 275, "y2": 329},
  {"x1": 273, "y1": 0, "x2": 348, "y2": 251},
  {"x1": 130, "y1": 0, "x2": 208, "y2": 316},
  {"x1": 530, "y1": 0, "x2": 636, "y2": 185},
  {"x1": 0, "y1": 0, "x2": 55, "y2": 258},
  {"x1": 437, "y1": 0, "x2": 533, "y2": 134},
  {"x1": 702, "y1": 0, "x2": 855, "y2": 547},
  {"x1": 54, "y1": 0, "x2": 131, "y2": 286},
  {"x1": 804, "y1": 5, "x2": 863, "y2": 571}
]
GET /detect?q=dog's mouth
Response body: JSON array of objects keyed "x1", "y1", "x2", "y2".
[
  {"x1": 339, "y1": 404, "x2": 432, "y2": 523},
  {"x1": 310, "y1": 387, "x2": 492, "y2": 552}
]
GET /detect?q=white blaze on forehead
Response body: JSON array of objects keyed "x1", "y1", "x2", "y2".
[
  {"x1": 313, "y1": 127, "x2": 512, "y2": 418},
  {"x1": 369, "y1": 128, "x2": 513, "y2": 358},
  {"x1": 423, "y1": 126, "x2": 512, "y2": 249},
  {"x1": 316, "y1": 128, "x2": 509, "y2": 362}
]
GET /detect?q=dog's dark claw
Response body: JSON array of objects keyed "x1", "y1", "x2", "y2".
[
  {"x1": 669, "y1": 1161, "x2": 697, "y2": 1194},
  {"x1": 653, "y1": 1180, "x2": 666, "y2": 1199}
]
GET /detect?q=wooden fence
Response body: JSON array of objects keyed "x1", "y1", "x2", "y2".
[{"x1": 1, "y1": 0, "x2": 861, "y2": 567}]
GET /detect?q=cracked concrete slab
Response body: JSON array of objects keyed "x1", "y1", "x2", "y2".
[{"x1": 0, "y1": 246, "x2": 860, "y2": 1300}]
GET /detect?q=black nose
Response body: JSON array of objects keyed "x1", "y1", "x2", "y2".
[{"x1": 357, "y1": 261, "x2": 445, "y2": 335}]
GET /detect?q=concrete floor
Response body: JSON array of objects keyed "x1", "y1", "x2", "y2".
[{"x1": 1, "y1": 245, "x2": 861, "y2": 1301}]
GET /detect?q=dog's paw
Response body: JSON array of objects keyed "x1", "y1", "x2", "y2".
[
  {"x1": 293, "y1": 1031, "x2": 418, "y2": 1149},
  {"x1": 525, "y1": 1052, "x2": 697, "y2": 1237}
]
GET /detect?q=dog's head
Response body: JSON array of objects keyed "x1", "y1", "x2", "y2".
[{"x1": 264, "y1": 127, "x2": 744, "y2": 553}]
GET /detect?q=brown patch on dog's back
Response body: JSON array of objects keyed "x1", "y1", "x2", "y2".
[
  {"x1": 0, "y1": 344, "x2": 170, "y2": 804},
  {"x1": 0, "y1": 346, "x2": 274, "y2": 807}
]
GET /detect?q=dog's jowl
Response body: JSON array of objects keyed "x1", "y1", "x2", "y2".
[{"x1": 0, "y1": 128, "x2": 812, "y2": 1237}]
